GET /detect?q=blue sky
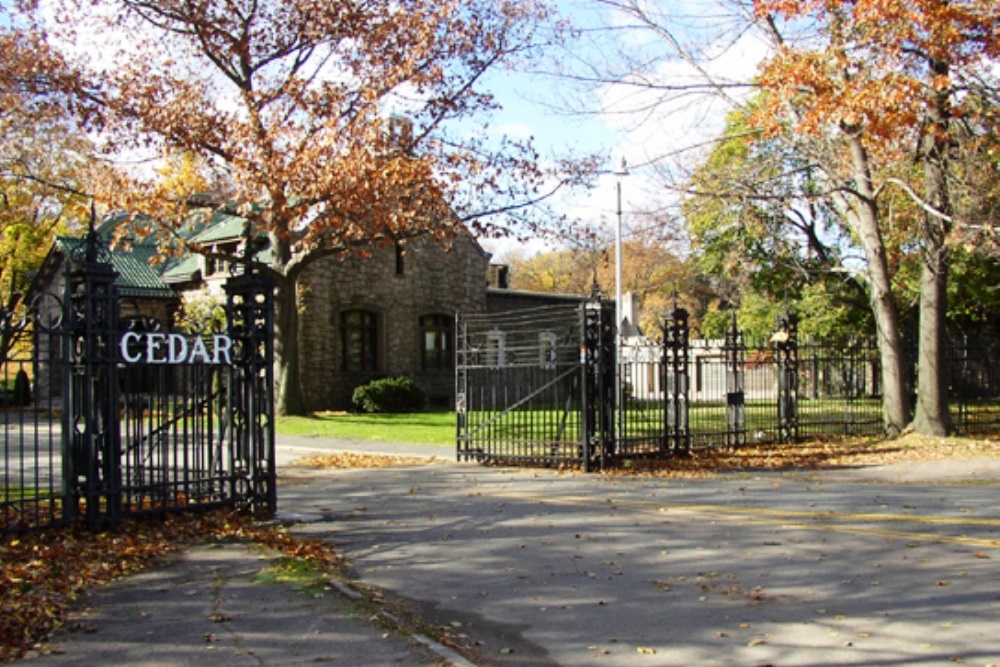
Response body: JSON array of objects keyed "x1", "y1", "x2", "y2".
[
  {"x1": 476, "y1": 0, "x2": 769, "y2": 261},
  {"x1": 17, "y1": 0, "x2": 765, "y2": 261}
]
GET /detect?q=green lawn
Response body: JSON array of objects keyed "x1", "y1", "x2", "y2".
[
  {"x1": 460, "y1": 402, "x2": 876, "y2": 442},
  {"x1": 276, "y1": 411, "x2": 456, "y2": 445},
  {"x1": 278, "y1": 399, "x2": 888, "y2": 447}
]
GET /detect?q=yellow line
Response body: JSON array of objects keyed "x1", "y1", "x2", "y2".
[
  {"x1": 495, "y1": 491, "x2": 1000, "y2": 549},
  {"x1": 653, "y1": 502, "x2": 1000, "y2": 528},
  {"x1": 778, "y1": 522, "x2": 1000, "y2": 549}
]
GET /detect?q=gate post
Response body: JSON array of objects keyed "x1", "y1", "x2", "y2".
[
  {"x1": 774, "y1": 311, "x2": 799, "y2": 443},
  {"x1": 662, "y1": 306, "x2": 690, "y2": 455},
  {"x1": 582, "y1": 297, "x2": 614, "y2": 471},
  {"x1": 224, "y1": 226, "x2": 276, "y2": 517},
  {"x1": 724, "y1": 312, "x2": 746, "y2": 447},
  {"x1": 455, "y1": 314, "x2": 469, "y2": 461},
  {"x1": 63, "y1": 225, "x2": 122, "y2": 529}
]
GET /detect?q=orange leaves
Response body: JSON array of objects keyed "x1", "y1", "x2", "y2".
[
  {"x1": 294, "y1": 452, "x2": 428, "y2": 468},
  {"x1": 603, "y1": 435, "x2": 1000, "y2": 479},
  {"x1": 19, "y1": 0, "x2": 568, "y2": 254},
  {"x1": 752, "y1": 0, "x2": 999, "y2": 153},
  {"x1": 0, "y1": 509, "x2": 345, "y2": 661},
  {"x1": 754, "y1": 0, "x2": 822, "y2": 20}
]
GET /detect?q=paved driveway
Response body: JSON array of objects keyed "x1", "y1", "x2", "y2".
[{"x1": 280, "y1": 459, "x2": 1000, "y2": 667}]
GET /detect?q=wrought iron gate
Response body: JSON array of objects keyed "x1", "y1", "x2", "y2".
[
  {"x1": 455, "y1": 299, "x2": 803, "y2": 471},
  {"x1": 456, "y1": 300, "x2": 617, "y2": 471},
  {"x1": 2, "y1": 227, "x2": 275, "y2": 532},
  {"x1": 457, "y1": 297, "x2": 999, "y2": 472}
]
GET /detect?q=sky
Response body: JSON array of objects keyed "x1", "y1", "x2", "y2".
[
  {"x1": 476, "y1": 0, "x2": 769, "y2": 262},
  {"x1": 19, "y1": 0, "x2": 769, "y2": 262}
]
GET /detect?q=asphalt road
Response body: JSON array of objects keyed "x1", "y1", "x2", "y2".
[
  {"x1": 278, "y1": 447, "x2": 1000, "y2": 667},
  {"x1": 23, "y1": 436, "x2": 1000, "y2": 667}
]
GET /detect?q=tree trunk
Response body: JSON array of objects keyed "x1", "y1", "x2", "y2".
[
  {"x1": 273, "y1": 274, "x2": 307, "y2": 416},
  {"x1": 911, "y1": 56, "x2": 953, "y2": 436},
  {"x1": 858, "y1": 215, "x2": 911, "y2": 436},
  {"x1": 843, "y1": 133, "x2": 910, "y2": 435},
  {"x1": 911, "y1": 247, "x2": 951, "y2": 435}
]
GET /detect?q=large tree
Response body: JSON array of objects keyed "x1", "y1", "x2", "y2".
[
  {"x1": 0, "y1": 20, "x2": 95, "y2": 358},
  {"x1": 22, "y1": 0, "x2": 590, "y2": 415},
  {"x1": 557, "y1": 0, "x2": 998, "y2": 435},
  {"x1": 752, "y1": 0, "x2": 1000, "y2": 435},
  {"x1": 684, "y1": 106, "x2": 874, "y2": 336}
]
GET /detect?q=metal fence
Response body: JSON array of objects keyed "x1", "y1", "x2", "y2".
[
  {"x1": 2, "y1": 231, "x2": 275, "y2": 534},
  {"x1": 1, "y1": 295, "x2": 64, "y2": 531},
  {"x1": 456, "y1": 299, "x2": 999, "y2": 470},
  {"x1": 948, "y1": 336, "x2": 1000, "y2": 434},
  {"x1": 456, "y1": 302, "x2": 594, "y2": 467}
]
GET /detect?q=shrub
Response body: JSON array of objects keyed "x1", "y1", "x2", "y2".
[{"x1": 352, "y1": 376, "x2": 425, "y2": 413}]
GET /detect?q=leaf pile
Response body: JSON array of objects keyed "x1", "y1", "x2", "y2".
[
  {"x1": 0, "y1": 510, "x2": 344, "y2": 662},
  {"x1": 608, "y1": 434, "x2": 1000, "y2": 478},
  {"x1": 292, "y1": 452, "x2": 431, "y2": 468}
]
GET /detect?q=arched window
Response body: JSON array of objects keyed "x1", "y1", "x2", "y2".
[
  {"x1": 340, "y1": 310, "x2": 379, "y2": 371},
  {"x1": 420, "y1": 314, "x2": 453, "y2": 370}
]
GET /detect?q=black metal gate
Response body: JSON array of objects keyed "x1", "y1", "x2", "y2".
[
  {"x1": 2, "y1": 227, "x2": 275, "y2": 532},
  {"x1": 457, "y1": 298, "x2": 997, "y2": 471},
  {"x1": 455, "y1": 300, "x2": 802, "y2": 471},
  {"x1": 456, "y1": 299, "x2": 617, "y2": 471}
]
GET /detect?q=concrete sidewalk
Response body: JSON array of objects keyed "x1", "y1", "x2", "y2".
[
  {"x1": 24, "y1": 441, "x2": 1000, "y2": 667},
  {"x1": 24, "y1": 542, "x2": 466, "y2": 666}
]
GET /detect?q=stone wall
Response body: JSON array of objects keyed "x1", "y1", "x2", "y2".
[{"x1": 298, "y1": 233, "x2": 490, "y2": 410}]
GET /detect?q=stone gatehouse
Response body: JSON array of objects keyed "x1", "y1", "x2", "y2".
[
  {"x1": 298, "y1": 233, "x2": 490, "y2": 410},
  {"x1": 29, "y1": 205, "x2": 581, "y2": 411}
]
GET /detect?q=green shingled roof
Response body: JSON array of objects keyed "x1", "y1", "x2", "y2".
[
  {"x1": 57, "y1": 204, "x2": 274, "y2": 292},
  {"x1": 188, "y1": 211, "x2": 247, "y2": 244},
  {"x1": 160, "y1": 254, "x2": 201, "y2": 283},
  {"x1": 56, "y1": 236, "x2": 176, "y2": 299}
]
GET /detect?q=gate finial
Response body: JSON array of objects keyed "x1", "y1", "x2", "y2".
[
  {"x1": 84, "y1": 199, "x2": 99, "y2": 263},
  {"x1": 590, "y1": 279, "x2": 602, "y2": 300}
]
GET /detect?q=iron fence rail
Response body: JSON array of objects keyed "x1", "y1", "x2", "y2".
[
  {"x1": 2, "y1": 396, "x2": 63, "y2": 530},
  {"x1": 949, "y1": 337, "x2": 1000, "y2": 434},
  {"x1": 456, "y1": 301, "x2": 1000, "y2": 470},
  {"x1": 2, "y1": 233, "x2": 275, "y2": 534}
]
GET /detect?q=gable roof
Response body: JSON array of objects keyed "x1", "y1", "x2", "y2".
[
  {"x1": 54, "y1": 236, "x2": 176, "y2": 299},
  {"x1": 92, "y1": 207, "x2": 258, "y2": 286}
]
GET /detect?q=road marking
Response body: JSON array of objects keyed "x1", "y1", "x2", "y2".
[{"x1": 492, "y1": 491, "x2": 1000, "y2": 549}]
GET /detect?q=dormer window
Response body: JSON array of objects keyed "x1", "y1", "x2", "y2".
[{"x1": 205, "y1": 242, "x2": 239, "y2": 277}]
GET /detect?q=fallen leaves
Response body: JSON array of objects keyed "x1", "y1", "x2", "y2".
[
  {"x1": 0, "y1": 510, "x2": 345, "y2": 661},
  {"x1": 602, "y1": 435, "x2": 1000, "y2": 478},
  {"x1": 291, "y1": 453, "x2": 429, "y2": 469}
]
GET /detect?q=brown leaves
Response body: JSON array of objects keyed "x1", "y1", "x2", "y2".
[
  {"x1": 753, "y1": 0, "x2": 1000, "y2": 153},
  {"x1": 0, "y1": 510, "x2": 345, "y2": 661},
  {"x1": 21, "y1": 0, "x2": 572, "y2": 255},
  {"x1": 292, "y1": 453, "x2": 429, "y2": 469},
  {"x1": 604, "y1": 435, "x2": 1000, "y2": 479}
]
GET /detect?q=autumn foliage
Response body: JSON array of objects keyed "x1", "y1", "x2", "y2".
[
  {"x1": 4, "y1": 0, "x2": 592, "y2": 415},
  {"x1": 745, "y1": 0, "x2": 1000, "y2": 436},
  {"x1": 0, "y1": 510, "x2": 344, "y2": 661},
  {"x1": 752, "y1": 0, "x2": 999, "y2": 154}
]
